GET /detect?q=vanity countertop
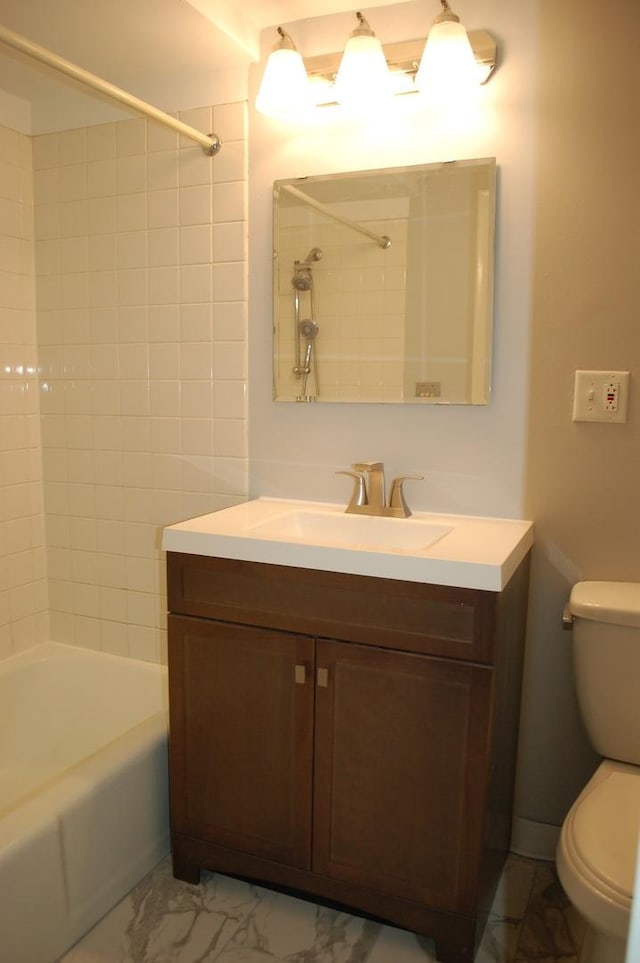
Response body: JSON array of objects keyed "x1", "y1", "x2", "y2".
[{"x1": 162, "y1": 497, "x2": 533, "y2": 592}]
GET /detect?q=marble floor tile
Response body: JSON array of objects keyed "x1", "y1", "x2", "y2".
[
  {"x1": 60, "y1": 859, "x2": 436, "y2": 963},
  {"x1": 59, "y1": 854, "x2": 578, "y2": 963},
  {"x1": 514, "y1": 862, "x2": 585, "y2": 963}
]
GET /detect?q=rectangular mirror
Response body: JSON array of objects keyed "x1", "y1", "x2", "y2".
[{"x1": 273, "y1": 157, "x2": 496, "y2": 404}]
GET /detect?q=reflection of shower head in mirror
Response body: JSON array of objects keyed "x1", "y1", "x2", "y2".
[
  {"x1": 292, "y1": 271, "x2": 311, "y2": 290},
  {"x1": 304, "y1": 247, "x2": 323, "y2": 265},
  {"x1": 292, "y1": 248, "x2": 322, "y2": 291}
]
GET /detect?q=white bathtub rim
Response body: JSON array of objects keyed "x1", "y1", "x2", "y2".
[
  {"x1": 0, "y1": 638, "x2": 166, "y2": 677},
  {"x1": 0, "y1": 640, "x2": 168, "y2": 825},
  {"x1": 0, "y1": 708, "x2": 167, "y2": 847}
]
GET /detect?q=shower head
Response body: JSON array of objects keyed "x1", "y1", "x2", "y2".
[
  {"x1": 304, "y1": 247, "x2": 322, "y2": 265},
  {"x1": 292, "y1": 270, "x2": 312, "y2": 291},
  {"x1": 292, "y1": 248, "x2": 322, "y2": 290}
]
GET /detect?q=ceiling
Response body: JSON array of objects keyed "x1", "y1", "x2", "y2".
[{"x1": 0, "y1": 0, "x2": 407, "y2": 107}]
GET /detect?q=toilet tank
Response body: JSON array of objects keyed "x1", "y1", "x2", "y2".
[{"x1": 569, "y1": 581, "x2": 640, "y2": 765}]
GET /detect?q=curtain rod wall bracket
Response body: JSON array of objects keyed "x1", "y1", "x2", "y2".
[{"x1": 204, "y1": 133, "x2": 222, "y2": 156}]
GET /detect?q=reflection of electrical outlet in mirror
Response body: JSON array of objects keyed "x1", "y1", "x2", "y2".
[
  {"x1": 415, "y1": 381, "x2": 441, "y2": 398},
  {"x1": 572, "y1": 370, "x2": 630, "y2": 423}
]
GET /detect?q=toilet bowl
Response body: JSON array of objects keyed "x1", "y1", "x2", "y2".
[
  {"x1": 557, "y1": 581, "x2": 640, "y2": 963},
  {"x1": 557, "y1": 759, "x2": 639, "y2": 963}
]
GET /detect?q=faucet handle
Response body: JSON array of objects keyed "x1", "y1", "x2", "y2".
[
  {"x1": 336, "y1": 470, "x2": 368, "y2": 509},
  {"x1": 351, "y1": 461, "x2": 384, "y2": 473},
  {"x1": 388, "y1": 475, "x2": 424, "y2": 518}
]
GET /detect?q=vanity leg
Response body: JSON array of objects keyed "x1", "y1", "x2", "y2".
[
  {"x1": 172, "y1": 851, "x2": 201, "y2": 885},
  {"x1": 431, "y1": 917, "x2": 476, "y2": 963}
]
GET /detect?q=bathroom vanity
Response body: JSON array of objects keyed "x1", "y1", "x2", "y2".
[{"x1": 163, "y1": 499, "x2": 533, "y2": 963}]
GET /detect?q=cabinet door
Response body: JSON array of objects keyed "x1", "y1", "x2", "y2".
[
  {"x1": 313, "y1": 639, "x2": 492, "y2": 914},
  {"x1": 169, "y1": 615, "x2": 315, "y2": 869}
]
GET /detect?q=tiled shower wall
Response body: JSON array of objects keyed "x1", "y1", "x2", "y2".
[
  {"x1": 33, "y1": 103, "x2": 248, "y2": 663},
  {"x1": 0, "y1": 123, "x2": 49, "y2": 660}
]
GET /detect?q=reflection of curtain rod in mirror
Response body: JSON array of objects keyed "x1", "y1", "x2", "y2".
[
  {"x1": 0, "y1": 22, "x2": 221, "y2": 155},
  {"x1": 281, "y1": 184, "x2": 391, "y2": 249}
]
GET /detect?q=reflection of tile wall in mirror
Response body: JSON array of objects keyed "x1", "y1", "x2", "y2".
[{"x1": 273, "y1": 158, "x2": 496, "y2": 405}]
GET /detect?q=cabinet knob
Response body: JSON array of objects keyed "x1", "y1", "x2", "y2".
[
  {"x1": 317, "y1": 667, "x2": 328, "y2": 688},
  {"x1": 295, "y1": 664, "x2": 307, "y2": 685}
]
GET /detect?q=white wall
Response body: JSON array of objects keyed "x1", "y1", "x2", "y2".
[
  {"x1": 248, "y1": 0, "x2": 538, "y2": 519},
  {"x1": 517, "y1": 0, "x2": 640, "y2": 835}
]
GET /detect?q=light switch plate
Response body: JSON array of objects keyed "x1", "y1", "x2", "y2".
[{"x1": 572, "y1": 370, "x2": 630, "y2": 423}]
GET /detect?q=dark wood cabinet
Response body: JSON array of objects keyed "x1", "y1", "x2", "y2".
[
  {"x1": 166, "y1": 552, "x2": 530, "y2": 963},
  {"x1": 169, "y1": 616, "x2": 314, "y2": 869}
]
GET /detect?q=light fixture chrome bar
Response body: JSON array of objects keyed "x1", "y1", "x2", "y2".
[
  {"x1": 282, "y1": 184, "x2": 391, "y2": 249},
  {"x1": 0, "y1": 22, "x2": 221, "y2": 155}
]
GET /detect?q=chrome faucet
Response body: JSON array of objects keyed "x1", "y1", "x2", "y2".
[{"x1": 337, "y1": 462, "x2": 423, "y2": 518}]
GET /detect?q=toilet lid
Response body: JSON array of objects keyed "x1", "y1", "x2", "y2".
[{"x1": 570, "y1": 769, "x2": 640, "y2": 901}]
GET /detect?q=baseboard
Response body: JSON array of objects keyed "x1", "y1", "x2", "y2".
[{"x1": 510, "y1": 816, "x2": 560, "y2": 861}]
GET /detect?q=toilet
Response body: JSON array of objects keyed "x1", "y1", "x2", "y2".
[{"x1": 557, "y1": 581, "x2": 640, "y2": 963}]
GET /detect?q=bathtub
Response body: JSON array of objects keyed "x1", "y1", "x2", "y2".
[{"x1": 0, "y1": 641, "x2": 169, "y2": 963}]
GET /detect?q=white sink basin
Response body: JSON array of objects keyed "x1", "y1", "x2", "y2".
[
  {"x1": 162, "y1": 497, "x2": 534, "y2": 591},
  {"x1": 247, "y1": 510, "x2": 452, "y2": 552}
]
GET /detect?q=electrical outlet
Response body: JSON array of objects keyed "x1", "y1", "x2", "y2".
[
  {"x1": 572, "y1": 370, "x2": 630, "y2": 423},
  {"x1": 415, "y1": 381, "x2": 441, "y2": 398}
]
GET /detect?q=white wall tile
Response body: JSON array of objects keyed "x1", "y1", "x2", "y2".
[
  {"x1": 88, "y1": 195, "x2": 117, "y2": 234},
  {"x1": 180, "y1": 303, "x2": 211, "y2": 341},
  {"x1": 87, "y1": 124, "x2": 116, "y2": 162},
  {"x1": 180, "y1": 264, "x2": 211, "y2": 303},
  {"x1": 0, "y1": 124, "x2": 48, "y2": 658},
  {"x1": 213, "y1": 261, "x2": 246, "y2": 302},
  {"x1": 116, "y1": 119, "x2": 147, "y2": 158},
  {"x1": 181, "y1": 341, "x2": 212, "y2": 380},
  {"x1": 23, "y1": 105, "x2": 247, "y2": 663},
  {"x1": 180, "y1": 380, "x2": 212, "y2": 418},
  {"x1": 180, "y1": 225, "x2": 211, "y2": 264},
  {"x1": 212, "y1": 139, "x2": 246, "y2": 184},
  {"x1": 117, "y1": 155, "x2": 147, "y2": 194},
  {"x1": 147, "y1": 123, "x2": 178, "y2": 154},
  {"x1": 117, "y1": 232, "x2": 148, "y2": 270},
  {"x1": 117, "y1": 192, "x2": 147, "y2": 232},
  {"x1": 178, "y1": 148, "x2": 212, "y2": 188},
  {"x1": 149, "y1": 266, "x2": 179, "y2": 304},
  {"x1": 87, "y1": 159, "x2": 117, "y2": 198},
  {"x1": 148, "y1": 189, "x2": 178, "y2": 228},
  {"x1": 212, "y1": 221, "x2": 245, "y2": 262},
  {"x1": 213, "y1": 102, "x2": 247, "y2": 143},
  {"x1": 180, "y1": 184, "x2": 211, "y2": 225},
  {"x1": 147, "y1": 151, "x2": 179, "y2": 192},
  {"x1": 149, "y1": 342, "x2": 180, "y2": 380}
]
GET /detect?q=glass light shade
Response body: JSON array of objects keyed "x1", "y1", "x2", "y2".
[
  {"x1": 415, "y1": 19, "x2": 478, "y2": 98},
  {"x1": 255, "y1": 47, "x2": 313, "y2": 120},
  {"x1": 333, "y1": 34, "x2": 391, "y2": 112}
]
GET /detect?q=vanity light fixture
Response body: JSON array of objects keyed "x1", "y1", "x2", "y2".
[
  {"x1": 255, "y1": 26, "x2": 313, "y2": 120},
  {"x1": 415, "y1": 0, "x2": 478, "y2": 98},
  {"x1": 333, "y1": 12, "x2": 392, "y2": 111},
  {"x1": 255, "y1": 5, "x2": 496, "y2": 119}
]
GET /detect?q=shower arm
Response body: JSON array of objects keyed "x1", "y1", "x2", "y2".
[
  {"x1": 281, "y1": 184, "x2": 391, "y2": 249},
  {"x1": 0, "y1": 22, "x2": 221, "y2": 155}
]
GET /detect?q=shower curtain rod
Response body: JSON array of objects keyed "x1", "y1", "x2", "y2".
[
  {"x1": 282, "y1": 184, "x2": 391, "y2": 249},
  {"x1": 0, "y1": 23, "x2": 221, "y2": 155}
]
